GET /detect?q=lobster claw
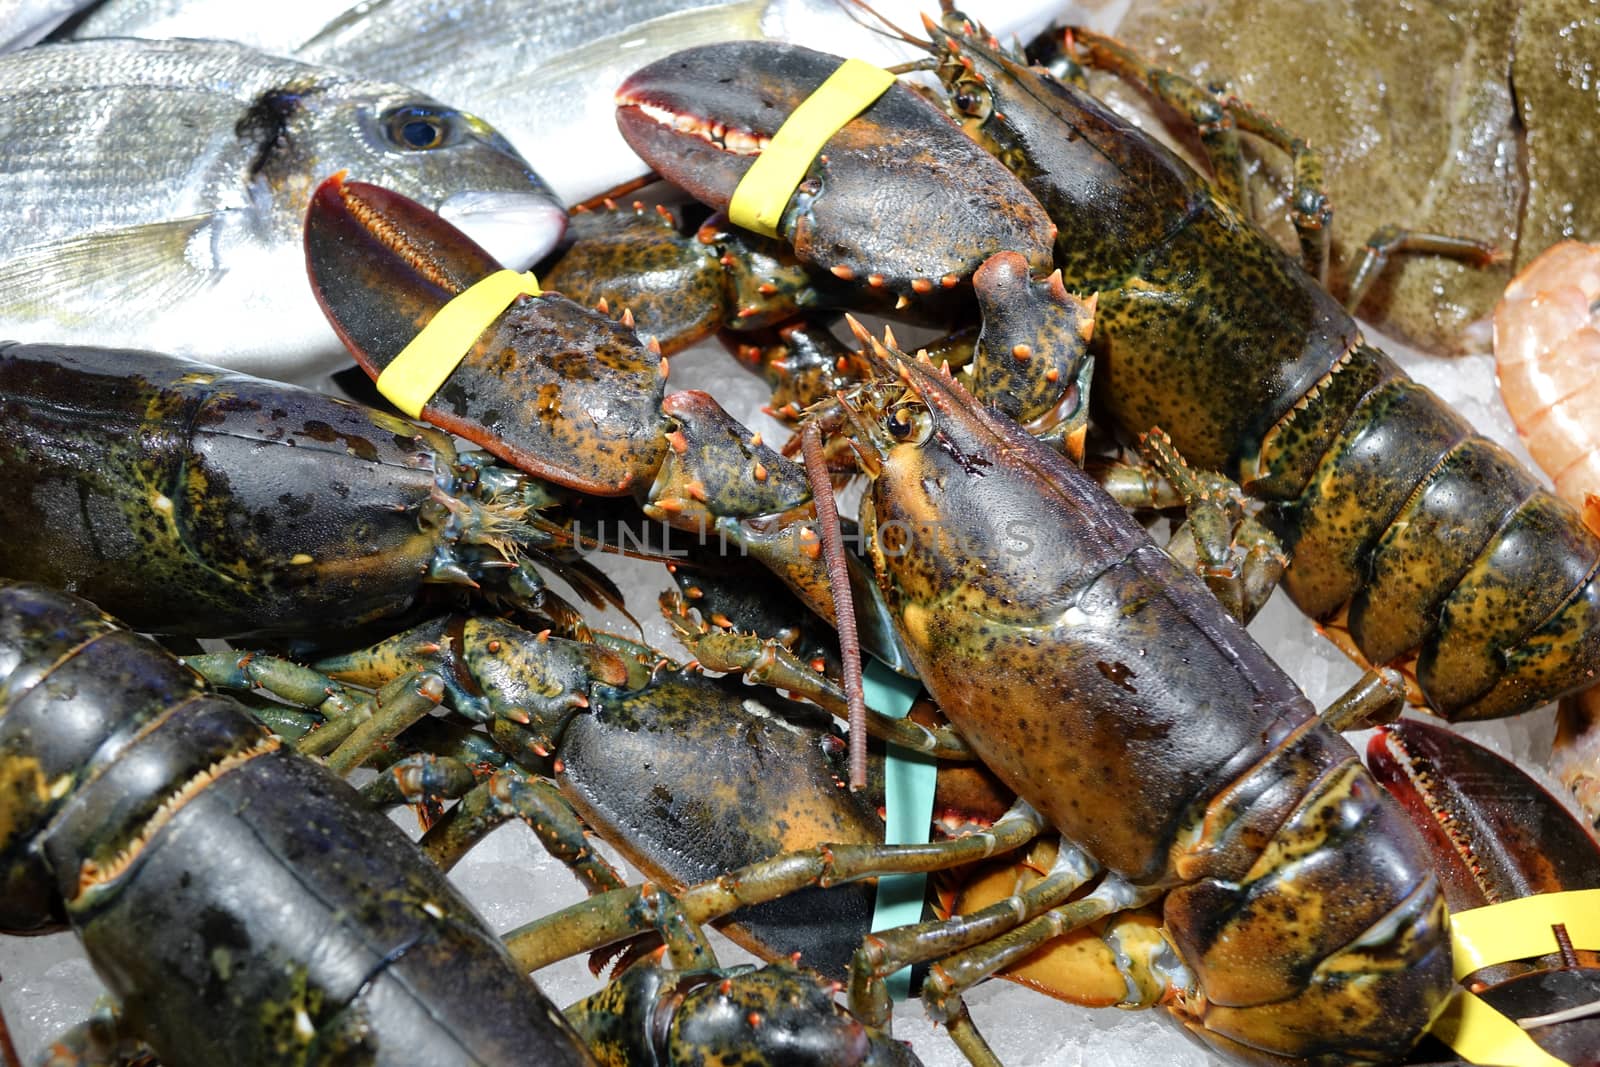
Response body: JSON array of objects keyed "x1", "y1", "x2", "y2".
[
  {"x1": 305, "y1": 174, "x2": 668, "y2": 495},
  {"x1": 1368, "y1": 719, "x2": 1600, "y2": 1064},
  {"x1": 615, "y1": 42, "x2": 1056, "y2": 301}
]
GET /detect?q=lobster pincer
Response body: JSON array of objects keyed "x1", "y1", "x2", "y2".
[
  {"x1": 1368, "y1": 718, "x2": 1600, "y2": 1066},
  {"x1": 614, "y1": 41, "x2": 1056, "y2": 306}
]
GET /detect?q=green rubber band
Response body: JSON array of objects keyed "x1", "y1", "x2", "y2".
[{"x1": 864, "y1": 659, "x2": 933, "y2": 1002}]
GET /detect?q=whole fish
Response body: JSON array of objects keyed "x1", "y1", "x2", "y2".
[
  {"x1": 0, "y1": 0, "x2": 94, "y2": 51},
  {"x1": 70, "y1": 0, "x2": 1066, "y2": 203},
  {"x1": 0, "y1": 37, "x2": 566, "y2": 380}
]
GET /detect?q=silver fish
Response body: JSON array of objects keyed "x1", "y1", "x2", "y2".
[
  {"x1": 65, "y1": 0, "x2": 356, "y2": 54},
  {"x1": 0, "y1": 0, "x2": 95, "y2": 51},
  {"x1": 71, "y1": 0, "x2": 1066, "y2": 203},
  {"x1": 0, "y1": 37, "x2": 566, "y2": 380}
]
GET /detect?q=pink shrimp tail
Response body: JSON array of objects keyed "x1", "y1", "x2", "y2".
[{"x1": 1493, "y1": 240, "x2": 1600, "y2": 531}]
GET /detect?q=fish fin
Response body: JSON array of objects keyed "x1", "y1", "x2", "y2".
[
  {"x1": 0, "y1": 215, "x2": 219, "y2": 328},
  {"x1": 298, "y1": 0, "x2": 395, "y2": 52}
]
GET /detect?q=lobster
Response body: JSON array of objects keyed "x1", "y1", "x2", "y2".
[
  {"x1": 0, "y1": 578, "x2": 938, "y2": 1066},
  {"x1": 1368, "y1": 716, "x2": 1600, "y2": 1067},
  {"x1": 0, "y1": 579, "x2": 595, "y2": 1066},
  {"x1": 187, "y1": 608, "x2": 984, "y2": 982},
  {"x1": 482, "y1": 343, "x2": 1455, "y2": 1066},
  {"x1": 0, "y1": 340, "x2": 627, "y2": 642},
  {"x1": 610, "y1": 9, "x2": 1600, "y2": 732}
]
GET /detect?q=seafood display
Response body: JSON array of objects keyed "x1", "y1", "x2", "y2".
[
  {"x1": 3, "y1": 3, "x2": 1599, "y2": 1066},
  {"x1": 67, "y1": 0, "x2": 1066, "y2": 204},
  {"x1": 0, "y1": 37, "x2": 566, "y2": 380}
]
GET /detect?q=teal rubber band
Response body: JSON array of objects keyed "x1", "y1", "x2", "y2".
[{"x1": 864, "y1": 660, "x2": 934, "y2": 1003}]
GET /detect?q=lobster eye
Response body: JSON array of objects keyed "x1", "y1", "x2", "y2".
[
  {"x1": 886, "y1": 404, "x2": 932, "y2": 444},
  {"x1": 952, "y1": 83, "x2": 992, "y2": 121},
  {"x1": 383, "y1": 105, "x2": 452, "y2": 151}
]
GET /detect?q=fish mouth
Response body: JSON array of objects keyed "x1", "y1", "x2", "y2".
[{"x1": 437, "y1": 189, "x2": 568, "y2": 269}]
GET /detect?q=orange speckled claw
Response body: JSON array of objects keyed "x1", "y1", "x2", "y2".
[{"x1": 305, "y1": 174, "x2": 668, "y2": 496}]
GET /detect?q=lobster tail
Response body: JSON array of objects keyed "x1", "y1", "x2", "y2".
[{"x1": 1264, "y1": 345, "x2": 1600, "y2": 720}]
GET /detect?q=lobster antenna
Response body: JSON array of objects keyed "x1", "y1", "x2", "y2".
[
  {"x1": 833, "y1": 0, "x2": 930, "y2": 52},
  {"x1": 799, "y1": 418, "x2": 869, "y2": 791}
]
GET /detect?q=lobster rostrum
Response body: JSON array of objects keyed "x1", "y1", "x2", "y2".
[
  {"x1": 0, "y1": 341, "x2": 623, "y2": 644},
  {"x1": 0, "y1": 580, "x2": 595, "y2": 1066},
  {"x1": 612, "y1": 10, "x2": 1600, "y2": 731}
]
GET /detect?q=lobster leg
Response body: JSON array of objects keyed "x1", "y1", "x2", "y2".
[
  {"x1": 503, "y1": 800, "x2": 1051, "y2": 973},
  {"x1": 845, "y1": 841, "x2": 1103, "y2": 1024},
  {"x1": 663, "y1": 592, "x2": 976, "y2": 759},
  {"x1": 1064, "y1": 25, "x2": 1501, "y2": 304},
  {"x1": 1135, "y1": 428, "x2": 1287, "y2": 625},
  {"x1": 185, "y1": 650, "x2": 446, "y2": 770},
  {"x1": 360, "y1": 752, "x2": 479, "y2": 824},
  {"x1": 418, "y1": 770, "x2": 628, "y2": 898},
  {"x1": 918, "y1": 879, "x2": 1165, "y2": 1054},
  {"x1": 1046, "y1": 26, "x2": 1331, "y2": 279}
]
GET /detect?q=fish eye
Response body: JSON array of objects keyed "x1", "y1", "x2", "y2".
[{"x1": 383, "y1": 105, "x2": 453, "y2": 151}]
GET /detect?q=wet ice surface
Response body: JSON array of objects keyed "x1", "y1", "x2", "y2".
[{"x1": 0, "y1": 320, "x2": 1576, "y2": 1066}]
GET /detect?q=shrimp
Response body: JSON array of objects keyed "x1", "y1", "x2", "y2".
[
  {"x1": 1493, "y1": 240, "x2": 1600, "y2": 536},
  {"x1": 1495, "y1": 240, "x2": 1600, "y2": 832}
]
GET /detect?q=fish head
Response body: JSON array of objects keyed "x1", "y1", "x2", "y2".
[{"x1": 242, "y1": 79, "x2": 567, "y2": 268}]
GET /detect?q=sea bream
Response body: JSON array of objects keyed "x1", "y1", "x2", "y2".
[
  {"x1": 0, "y1": 37, "x2": 566, "y2": 380},
  {"x1": 68, "y1": 0, "x2": 1065, "y2": 204}
]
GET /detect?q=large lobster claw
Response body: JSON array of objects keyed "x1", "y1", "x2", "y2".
[
  {"x1": 615, "y1": 42, "x2": 1056, "y2": 302},
  {"x1": 305, "y1": 174, "x2": 668, "y2": 495},
  {"x1": 1369, "y1": 719, "x2": 1600, "y2": 1065}
]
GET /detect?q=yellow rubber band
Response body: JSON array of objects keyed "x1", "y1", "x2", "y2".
[
  {"x1": 727, "y1": 58, "x2": 896, "y2": 238},
  {"x1": 1449, "y1": 888, "x2": 1600, "y2": 980},
  {"x1": 376, "y1": 269, "x2": 541, "y2": 418},
  {"x1": 1429, "y1": 990, "x2": 1568, "y2": 1067},
  {"x1": 1425, "y1": 889, "x2": 1600, "y2": 1065}
]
